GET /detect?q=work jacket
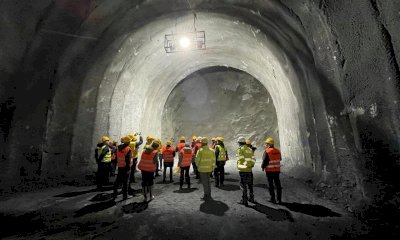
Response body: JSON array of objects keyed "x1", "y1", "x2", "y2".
[
  {"x1": 195, "y1": 146, "x2": 215, "y2": 173},
  {"x1": 236, "y1": 145, "x2": 255, "y2": 172}
]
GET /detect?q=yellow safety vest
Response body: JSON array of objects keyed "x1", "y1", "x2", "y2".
[
  {"x1": 97, "y1": 145, "x2": 112, "y2": 163},
  {"x1": 236, "y1": 145, "x2": 255, "y2": 172},
  {"x1": 216, "y1": 145, "x2": 227, "y2": 161},
  {"x1": 195, "y1": 147, "x2": 215, "y2": 173}
]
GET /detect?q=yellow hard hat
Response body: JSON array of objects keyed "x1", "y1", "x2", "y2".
[
  {"x1": 101, "y1": 136, "x2": 110, "y2": 142},
  {"x1": 192, "y1": 136, "x2": 197, "y2": 141},
  {"x1": 265, "y1": 138, "x2": 274, "y2": 144},
  {"x1": 211, "y1": 137, "x2": 216, "y2": 141},
  {"x1": 245, "y1": 139, "x2": 251, "y2": 145},
  {"x1": 128, "y1": 134, "x2": 135, "y2": 139},
  {"x1": 179, "y1": 136, "x2": 186, "y2": 141},
  {"x1": 121, "y1": 136, "x2": 131, "y2": 144},
  {"x1": 201, "y1": 137, "x2": 208, "y2": 144},
  {"x1": 166, "y1": 140, "x2": 172, "y2": 145},
  {"x1": 216, "y1": 137, "x2": 224, "y2": 142},
  {"x1": 146, "y1": 135, "x2": 155, "y2": 141}
]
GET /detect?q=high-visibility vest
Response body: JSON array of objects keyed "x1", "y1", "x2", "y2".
[
  {"x1": 265, "y1": 147, "x2": 281, "y2": 172},
  {"x1": 162, "y1": 146, "x2": 175, "y2": 163},
  {"x1": 138, "y1": 150, "x2": 157, "y2": 172},
  {"x1": 195, "y1": 147, "x2": 215, "y2": 173},
  {"x1": 180, "y1": 148, "x2": 193, "y2": 167},
  {"x1": 97, "y1": 145, "x2": 112, "y2": 163},
  {"x1": 216, "y1": 145, "x2": 227, "y2": 161},
  {"x1": 236, "y1": 145, "x2": 255, "y2": 172},
  {"x1": 117, "y1": 146, "x2": 131, "y2": 167},
  {"x1": 176, "y1": 142, "x2": 185, "y2": 152},
  {"x1": 129, "y1": 141, "x2": 138, "y2": 159}
]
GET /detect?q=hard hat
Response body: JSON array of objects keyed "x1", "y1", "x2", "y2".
[
  {"x1": 121, "y1": 136, "x2": 131, "y2": 144},
  {"x1": 211, "y1": 137, "x2": 216, "y2": 141},
  {"x1": 154, "y1": 139, "x2": 161, "y2": 144},
  {"x1": 131, "y1": 136, "x2": 137, "y2": 141},
  {"x1": 201, "y1": 137, "x2": 208, "y2": 144},
  {"x1": 237, "y1": 137, "x2": 246, "y2": 143},
  {"x1": 192, "y1": 136, "x2": 197, "y2": 141},
  {"x1": 179, "y1": 136, "x2": 186, "y2": 141},
  {"x1": 166, "y1": 140, "x2": 172, "y2": 145},
  {"x1": 101, "y1": 136, "x2": 110, "y2": 142},
  {"x1": 216, "y1": 137, "x2": 224, "y2": 142},
  {"x1": 128, "y1": 134, "x2": 135, "y2": 139},
  {"x1": 146, "y1": 135, "x2": 155, "y2": 141},
  {"x1": 196, "y1": 137, "x2": 202, "y2": 142},
  {"x1": 265, "y1": 138, "x2": 274, "y2": 144},
  {"x1": 245, "y1": 139, "x2": 251, "y2": 145}
]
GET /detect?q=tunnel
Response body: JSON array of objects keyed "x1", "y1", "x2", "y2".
[{"x1": 0, "y1": 0, "x2": 399, "y2": 239}]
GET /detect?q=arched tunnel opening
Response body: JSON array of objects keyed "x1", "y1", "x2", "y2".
[{"x1": 0, "y1": 0, "x2": 399, "y2": 239}]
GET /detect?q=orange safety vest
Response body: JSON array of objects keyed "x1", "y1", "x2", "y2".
[
  {"x1": 176, "y1": 142, "x2": 185, "y2": 152},
  {"x1": 162, "y1": 146, "x2": 175, "y2": 163},
  {"x1": 265, "y1": 147, "x2": 281, "y2": 172},
  {"x1": 180, "y1": 149, "x2": 193, "y2": 167},
  {"x1": 138, "y1": 150, "x2": 157, "y2": 172},
  {"x1": 117, "y1": 146, "x2": 131, "y2": 168}
]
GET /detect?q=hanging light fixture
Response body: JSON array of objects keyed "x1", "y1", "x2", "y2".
[{"x1": 164, "y1": 3, "x2": 206, "y2": 53}]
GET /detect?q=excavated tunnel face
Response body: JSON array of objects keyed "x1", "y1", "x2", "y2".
[{"x1": 161, "y1": 67, "x2": 279, "y2": 159}]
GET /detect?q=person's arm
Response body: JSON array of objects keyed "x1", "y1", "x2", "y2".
[
  {"x1": 135, "y1": 135, "x2": 143, "y2": 147},
  {"x1": 215, "y1": 147, "x2": 220, "y2": 161},
  {"x1": 152, "y1": 152, "x2": 158, "y2": 165},
  {"x1": 95, "y1": 148, "x2": 99, "y2": 162},
  {"x1": 195, "y1": 149, "x2": 201, "y2": 166},
  {"x1": 225, "y1": 150, "x2": 229, "y2": 160},
  {"x1": 261, "y1": 151, "x2": 270, "y2": 170},
  {"x1": 178, "y1": 152, "x2": 183, "y2": 166},
  {"x1": 125, "y1": 149, "x2": 132, "y2": 171}
]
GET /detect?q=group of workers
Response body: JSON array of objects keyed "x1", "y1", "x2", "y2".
[{"x1": 94, "y1": 133, "x2": 282, "y2": 205}]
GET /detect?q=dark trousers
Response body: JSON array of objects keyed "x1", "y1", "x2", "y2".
[
  {"x1": 97, "y1": 162, "x2": 111, "y2": 189},
  {"x1": 192, "y1": 158, "x2": 199, "y2": 179},
  {"x1": 214, "y1": 161, "x2": 225, "y2": 186},
  {"x1": 141, "y1": 171, "x2": 154, "y2": 187},
  {"x1": 163, "y1": 162, "x2": 173, "y2": 181},
  {"x1": 113, "y1": 170, "x2": 129, "y2": 199},
  {"x1": 266, "y1": 172, "x2": 282, "y2": 202},
  {"x1": 180, "y1": 166, "x2": 190, "y2": 187},
  {"x1": 128, "y1": 158, "x2": 138, "y2": 187},
  {"x1": 239, "y1": 172, "x2": 254, "y2": 202}
]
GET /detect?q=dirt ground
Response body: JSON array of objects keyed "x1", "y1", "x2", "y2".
[{"x1": 0, "y1": 160, "x2": 370, "y2": 240}]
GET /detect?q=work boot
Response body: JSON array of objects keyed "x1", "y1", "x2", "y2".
[
  {"x1": 149, "y1": 186, "x2": 155, "y2": 200},
  {"x1": 142, "y1": 187, "x2": 147, "y2": 202},
  {"x1": 238, "y1": 199, "x2": 248, "y2": 206},
  {"x1": 277, "y1": 188, "x2": 282, "y2": 204},
  {"x1": 269, "y1": 188, "x2": 276, "y2": 203}
]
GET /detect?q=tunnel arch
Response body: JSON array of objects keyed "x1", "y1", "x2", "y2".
[
  {"x1": 42, "y1": 1, "x2": 336, "y2": 181},
  {"x1": 85, "y1": 11, "x2": 315, "y2": 173}
]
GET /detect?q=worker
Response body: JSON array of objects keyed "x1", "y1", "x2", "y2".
[
  {"x1": 195, "y1": 137, "x2": 215, "y2": 200},
  {"x1": 214, "y1": 137, "x2": 228, "y2": 187},
  {"x1": 153, "y1": 138, "x2": 163, "y2": 177},
  {"x1": 113, "y1": 136, "x2": 132, "y2": 200},
  {"x1": 261, "y1": 137, "x2": 282, "y2": 204},
  {"x1": 110, "y1": 139, "x2": 118, "y2": 178},
  {"x1": 191, "y1": 137, "x2": 203, "y2": 179},
  {"x1": 178, "y1": 143, "x2": 193, "y2": 189},
  {"x1": 144, "y1": 135, "x2": 155, "y2": 148},
  {"x1": 94, "y1": 136, "x2": 112, "y2": 190},
  {"x1": 128, "y1": 133, "x2": 143, "y2": 186},
  {"x1": 246, "y1": 139, "x2": 257, "y2": 153},
  {"x1": 236, "y1": 136, "x2": 256, "y2": 206},
  {"x1": 211, "y1": 137, "x2": 217, "y2": 149},
  {"x1": 175, "y1": 136, "x2": 186, "y2": 152},
  {"x1": 191, "y1": 136, "x2": 197, "y2": 148},
  {"x1": 138, "y1": 141, "x2": 159, "y2": 202},
  {"x1": 161, "y1": 140, "x2": 176, "y2": 183}
]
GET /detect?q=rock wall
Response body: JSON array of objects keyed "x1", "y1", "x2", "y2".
[{"x1": 162, "y1": 67, "x2": 279, "y2": 160}]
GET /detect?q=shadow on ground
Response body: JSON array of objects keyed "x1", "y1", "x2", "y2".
[
  {"x1": 53, "y1": 188, "x2": 98, "y2": 197},
  {"x1": 254, "y1": 183, "x2": 267, "y2": 188},
  {"x1": 249, "y1": 203, "x2": 294, "y2": 222},
  {"x1": 74, "y1": 199, "x2": 116, "y2": 217},
  {"x1": 281, "y1": 202, "x2": 341, "y2": 217},
  {"x1": 122, "y1": 202, "x2": 148, "y2": 214},
  {"x1": 173, "y1": 188, "x2": 198, "y2": 193},
  {"x1": 200, "y1": 198, "x2": 229, "y2": 216},
  {"x1": 218, "y1": 184, "x2": 240, "y2": 191},
  {"x1": 224, "y1": 178, "x2": 239, "y2": 182},
  {"x1": 0, "y1": 211, "x2": 44, "y2": 238}
]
